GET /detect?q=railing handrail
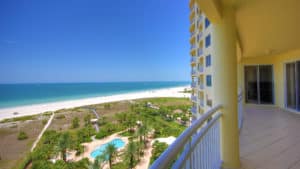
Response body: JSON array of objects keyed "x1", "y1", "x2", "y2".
[{"x1": 150, "y1": 104, "x2": 223, "y2": 169}]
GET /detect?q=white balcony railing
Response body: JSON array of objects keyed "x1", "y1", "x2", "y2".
[
  {"x1": 150, "y1": 105, "x2": 223, "y2": 169},
  {"x1": 191, "y1": 45, "x2": 196, "y2": 50},
  {"x1": 198, "y1": 66, "x2": 204, "y2": 73},
  {"x1": 199, "y1": 83, "x2": 204, "y2": 90},
  {"x1": 190, "y1": 57, "x2": 197, "y2": 63},
  {"x1": 191, "y1": 70, "x2": 197, "y2": 76},
  {"x1": 198, "y1": 49, "x2": 203, "y2": 56},
  {"x1": 200, "y1": 99, "x2": 204, "y2": 107},
  {"x1": 191, "y1": 81, "x2": 197, "y2": 88},
  {"x1": 191, "y1": 106, "x2": 197, "y2": 114},
  {"x1": 198, "y1": 15, "x2": 203, "y2": 23},
  {"x1": 191, "y1": 95, "x2": 197, "y2": 102}
]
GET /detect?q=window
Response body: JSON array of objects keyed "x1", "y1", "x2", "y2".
[
  {"x1": 206, "y1": 55, "x2": 211, "y2": 67},
  {"x1": 205, "y1": 18, "x2": 210, "y2": 28},
  {"x1": 205, "y1": 34, "x2": 211, "y2": 48},
  {"x1": 206, "y1": 75, "x2": 212, "y2": 87}
]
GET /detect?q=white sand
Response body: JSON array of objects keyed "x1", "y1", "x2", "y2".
[{"x1": 0, "y1": 86, "x2": 190, "y2": 120}]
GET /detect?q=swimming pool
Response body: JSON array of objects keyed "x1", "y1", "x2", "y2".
[{"x1": 90, "y1": 138, "x2": 125, "y2": 158}]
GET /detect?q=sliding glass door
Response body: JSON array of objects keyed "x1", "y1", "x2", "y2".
[
  {"x1": 245, "y1": 65, "x2": 274, "y2": 104},
  {"x1": 298, "y1": 62, "x2": 300, "y2": 111},
  {"x1": 286, "y1": 61, "x2": 300, "y2": 111},
  {"x1": 259, "y1": 65, "x2": 274, "y2": 104},
  {"x1": 245, "y1": 66, "x2": 258, "y2": 103}
]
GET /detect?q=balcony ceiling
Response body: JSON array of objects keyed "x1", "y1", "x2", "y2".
[
  {"x1": 236, "y1": 0, "x2": 300, "y2": 58},
  {"x1": 198, "y1": 0, "x2": 300, "y2": 58}
]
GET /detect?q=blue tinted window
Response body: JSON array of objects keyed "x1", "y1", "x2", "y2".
[
  {"x1": 205, "y1": 18, "x2": 210, "y2": 28},
  {"x1": 206, "y1": 55, "x2": 211, "y2": 67},
  {"x1": 206, "y1": 75, "x2": 212, "y2": 86},
  {"x1": 205, "y1": 35, "x2": 211, "y2": 48}
]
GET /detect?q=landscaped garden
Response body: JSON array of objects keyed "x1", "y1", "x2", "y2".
[{"x1": 0, "y1": 97, "x2": 191, "y2": 169}]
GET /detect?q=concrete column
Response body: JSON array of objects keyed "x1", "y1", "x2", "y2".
[{"x1": 211, "y1": 6, "x2": 240, "y2": 169}]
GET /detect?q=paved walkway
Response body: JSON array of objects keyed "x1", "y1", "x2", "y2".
[{"x1": 30, "y1": 112, "x2": 55, "y2": 152}]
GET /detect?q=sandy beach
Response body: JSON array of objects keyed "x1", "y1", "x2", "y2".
[{"x1": 0, "y1": 86, "x2": 190, "y2": 120}]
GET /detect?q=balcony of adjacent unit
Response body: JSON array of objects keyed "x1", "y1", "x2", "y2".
[
  {"x1": 191, "y1": 105, "x2": 197, "y2": 115},
  {"x1": 198, "y1": 15, "x2": 204, "y2": 24},
  {"x1": 190, "y1": 56, "x2": 197, "y2": 67},
  {"x1": 191, "y1": 69, "x2": 197, "y2": 77},
  {"x1": 197, "y1": 41, "x2": 204, "y2": 57},
  {"x1": 190, "y1": 22, "x2": 195, "y2": 34},
  {"x1": 190, "y1": 35, "x2": 196, "y2": 45},
  {"x1": 189, "y1": 0, "x2": 195, "y2": 10},
  {"x1": 190, "y1": 94, "x2": 197, "y2": 103},
  {"x1": 190, "y1": 45, "x2": 196, "y2": 52},
  {"x1": 199, "y1": 82, "x2": 204, "y2": 90},
  {"x1": 191, "y1": 81, "x2": 197, "y2": 88},
  {"x1": 200, "y1": 98, "x2": 204, "y2": 107},
  {"x1": 190, "y1": 10, "x2": 195, "y2": 23}
]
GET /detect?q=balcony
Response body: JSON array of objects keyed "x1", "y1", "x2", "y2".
[
  {"x1": 190, "y1": 23, "x2": 195, "y2": 33},
  {"x1": 198, "y1": 66, "x2": 204, "y2": 73},
  {"x1": 199, "y1": 83, "x2": 204, "y2": 90},
  {"x1": 191, "y1": 81, "x2": 197, "y2": 88},
  {"x1": 190, "y1": 10, "x2": 195, "y2": 21},
  {"x1": 191, "y1": 70, "x2": 197, "y2": 76},
  {"x1": 198, "y1": 48, "x2": 203, "y2": 56},
  {"x1": 191, "y1": 95, "x2": 197, "y2": 102},
  {"x1": 150, "y1": 91, "x2": 244, "y2": 169},
  {"x1": 190, "y1": 57, "x2": 197, "y2": 65},
  {"x1": 198, "y1": 15, "x2": 203, "y2": 24},
  {"x1": 190, "y1": 36, "x2": 196, "y2": 45},
  {"x1": 200, "y1": 99, "x2": 204, "y2": 107},
  {"x1": 190, "y1": 45, "x2": 196, "y2": 50},
  {"x1": 191, "y1": 106, "x2": 197, "y2": 114}
]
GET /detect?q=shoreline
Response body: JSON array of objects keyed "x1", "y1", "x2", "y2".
[{"x1": 0, "y1": 86, "x2": 190, "y2": 120}]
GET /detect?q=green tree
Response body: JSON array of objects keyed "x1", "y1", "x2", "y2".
[
  {"x1": 104, "y1": 143, "x2": 117, "y2": 169},
  {"x1": 115, "y1": 113, "x2": 127, "y2": 123},
  {"x1": 125, "y1": 114, "x2": 136, "y2": 133},
  {"x1": 84, "y1": 114, "x2": 91, "y2": 126},
  {"x1": 125, "y1": 140, "x2": 137, "y2": 169},
  {"x1": 72, "y1": 117, "x2": 80, "y2": 128},
  {"x1": 89, "y1": 155, "x2": 104, "y2": 169},
  {"x1": 57, "y1": 132, "x2": 72, "y2": 162},
  {"x1": 18, "y1": 131, "x2": 28, "y2": 140}
]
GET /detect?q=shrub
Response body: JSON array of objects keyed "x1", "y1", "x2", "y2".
[
  {"x1": 104, "y1": 103, "x2": 111, "y2": 109},
  {"x1": 55, "y1": 114, "x2": 65, "y2": 119},
  {"x1": 42, "y1": 119, "x2": 48, "y2": 125},
  {"x1": 95, "y1": 129, "x2": 109, "y2": 139},
  {"x1": 18, "y1": 131, "x2": 28, "y2": 140},
  {"x1": 84, "y1": 114, "x2": 91, "y2": 126},
  {"x1": 150, "y1": 141, "x2": 168, "y2": 164},
  {"x1": 72, "y1": 117, "x2": 80, "y2": 128}
]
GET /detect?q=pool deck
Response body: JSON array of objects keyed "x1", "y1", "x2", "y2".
[{"x1": 68, "y1": 132, "x2": 128, "y2": 162}]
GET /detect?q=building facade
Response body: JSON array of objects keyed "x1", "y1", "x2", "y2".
[{"x1": 190, "y1": 2, "x2": 214, "y2": 120}]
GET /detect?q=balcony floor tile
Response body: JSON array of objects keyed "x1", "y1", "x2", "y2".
[{"x1": 240, "y1": 105, "x2": 300, "y2": 169}]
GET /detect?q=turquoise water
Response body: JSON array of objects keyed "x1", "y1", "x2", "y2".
[
  {"x1": 0, "y1": 81, "x2": 189, "y2": 108},
  {"x1": 90, "y1": 138, "x2": 125, "y2": 158}
]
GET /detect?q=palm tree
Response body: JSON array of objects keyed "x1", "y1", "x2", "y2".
[
  {"x1": 125, "y1": 140, "x2": 137, "y2": 169},
  {"x1": 137, "y1": 123, "x2": 151, "y2": 146},
  {"x1": 104, "y1": 143, "x2": 117, "y2": 169},
  {"x1": 58, "y1": 132, "x2": 72, "y2": 162},
  {"x1": 89, "y1": 155, "x2": 105, "y2": 169}
]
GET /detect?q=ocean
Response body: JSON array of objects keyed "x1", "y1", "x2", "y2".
[{"x1": 0, "y1": 81, "x2": 189, "y2": 108}]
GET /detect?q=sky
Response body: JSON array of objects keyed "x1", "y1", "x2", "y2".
[{"x1": 0, "y1": 0, "x2": 190, "y2": 83}]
